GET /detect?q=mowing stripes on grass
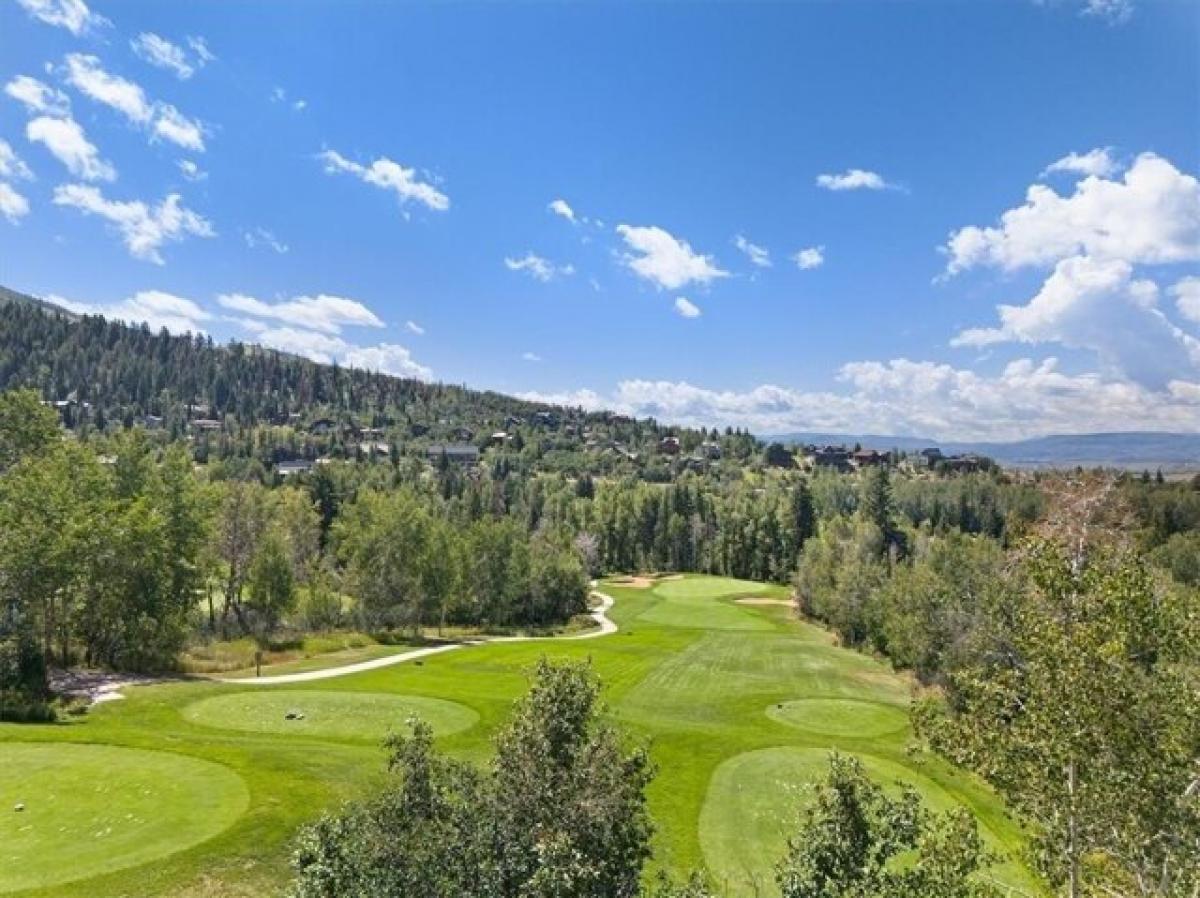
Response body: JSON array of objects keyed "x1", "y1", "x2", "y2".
[
  {"x1": 181, "y1": 689, "x2": 479, "y2": 741},
  {"x1": 698, "y1": 746, "x2": 1032, "y2": 898},
  {"x1": 765, "y1": 698, "x2": 909, "y2": 738},
  {"x1": 636, "y1": 577, "x2": 776, "y2": 632},
  {"x1": 0, "y1": 743, "x2": 249, "y2": 894}
]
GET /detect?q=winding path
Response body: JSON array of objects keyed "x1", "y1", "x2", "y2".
[{"x1": 215, "y1": 588, "x2": 617, "y2": 686}]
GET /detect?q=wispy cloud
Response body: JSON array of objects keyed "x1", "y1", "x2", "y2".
[
  {"x1": 1042, "y1": 147, "x2": 1120, "y2": 179},
  {"x1": 63, "y1": 54, "x2": 206, "y2": 152},
  {"x1": 733, "y1": 235, "x2": 771, "y2": 268},
  {"x1": 242, "y1": 226, "x2": 289, "y2": 255},
  {"x1": 4, "y1": 75, "x2": 70, "y2": 116},
  {"x1": 217, "y1": 293, "x2": 384, "y2": 334},
  {"x1": 177, "y1": 159, "x2": 206, "y2": 181},
  {"x1": 318, "y1": 149, "x2": 449, "y2": 214},
  {"x1": 522, "y1": 351, "x2": 542, "y2": 362},
  {"x1": 0, "y1": 183, "x2": 30, "y2": 223},
  {"x1": 52, "y1": 184, "x2": 214, "y2": 263},
  {"x1": 15, "y1": 0, "x2": 107, "y2": 35},
  {"x1": 131, "y1": 33, "x2": 212, "y2": 80},
  {"x1": 815, "y1": 168, "x2": 896, "y2": 191},
  {"x1": 504, "y1": 252, "x2": 574, "y2": 282},
  {"x1": 45, "y1": 289, "x2": 212, "y2": 333},
  {"x1": 674, "y1": 297, "x2": 702, "y2": 319},
  {"x1": 405, "y1": 320, "x2": 425, "y2": 336}
]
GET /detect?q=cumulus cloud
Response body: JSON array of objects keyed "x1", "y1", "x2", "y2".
[
  {"x1": 242, "y1": 227, "x2": 288, "y2": 254},
  {"x1": 15, "y1": 0, "x2": 106, "y2": 35},
  {"x1": 615, "y1": 224, "x2": 728, "y2": 291},
  {"x1": 1042, "y1": 148, "x2": 1119, "y2": 179},
  {"x1": 792, "y1": 245, "x2": 825, "y2": 270},
  {"x1": 1172, "y1": 277, "x2": 1200, "y2": 325},
  {"x1": 0, "y1": 183, "x2": 30, "y2": 223},
  {"x1": 952, "y1": 256, "x2": 1199, "y2": 389},
  {"x1": 217, "y1": 293, "x2": 384, "y2": 334},
  {"x1": 733, "y1": 235, "x2": 771, "y2": 268},
  {"x1": 27, "y1": 116, "x2": 116, "y2": 182},
  {"x1": 943, "y1": 152, "x2": 1200, "y2": 275},
  {"x1": 520, "y1": 357, "x2": 1200, "y2": 442},
  {"x1": 52, "y1": 184, "x2": 214, "y2": 263},
  {"x1": 504, "y1": 252, "x2": 574, "y2": 282},
  {"x1": 674, "y1": 297, "x2": 701, "y2": 319},
  {"x1": 45, "y1": 289, "x2": 212, "y2": 333},
  {"x1": 5, "y1": 75, "x2": 70, "y2": 116},
  {"x1": 244, "y1": 326, "x2": 432, "y2": 380},
  {"x1": 62, "y1": 54, "x2": 206, "y2": 152},
  {"x1": 318, "y1": 149, "x2": 449, "y2": 214},
  {"x1": 816, "y1": 169, "x2": 893, "y2": 191},
  {"x1": 946, "y1": 151, "x2": 1200, "y2": 391}
]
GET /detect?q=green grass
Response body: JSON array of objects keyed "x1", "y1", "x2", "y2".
[
  {"x1": 0, "y1": 574, "x2": 1040, "y2": 897},
  {"x1": 766, "y1": 698, "x2": 909, "y2": 738},
  {"x1": 0, "y1": 743, "x2": 249, "y2": 894},
  {"x1": 181, "y1": 690, "x2": 479, "y2": 741}
]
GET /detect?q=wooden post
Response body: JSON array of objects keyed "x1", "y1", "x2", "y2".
[{"x1": 255, "y1": 650, "x2": 262, "y2": 678}]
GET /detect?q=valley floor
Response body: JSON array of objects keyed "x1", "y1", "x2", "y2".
[{"x1": 0, "y1": 575, "x2": 1039, "y2": 898}]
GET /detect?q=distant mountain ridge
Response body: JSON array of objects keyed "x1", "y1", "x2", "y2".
[{"x1": 768, "y1": 431, "x2": 1200, "y2": 470}]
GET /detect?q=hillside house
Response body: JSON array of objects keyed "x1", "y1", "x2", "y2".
[
  {"x1": 659, "y1": 436, "x2": 681, "y2": 455},
  {"x1": 426, "y1": 444, "x2": 481, "y2": 465}
]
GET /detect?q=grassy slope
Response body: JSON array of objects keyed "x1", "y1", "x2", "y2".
[{"x1": 0, "y1": 576, "x2": 1038, "y2": 897}]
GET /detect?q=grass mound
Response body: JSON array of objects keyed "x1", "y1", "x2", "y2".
[
  {"x1": 766, "y1": 698, "x2": 909, "y2": 738},
  {"x1": 636, "y1": 576, "x2": 777, "y2": 631},
  {"x1": 0, "y1": 742, "x2": 248, "y2": 894},
  {"x1": 182, "y1": 689, "x2": 479, "y2": 741}
]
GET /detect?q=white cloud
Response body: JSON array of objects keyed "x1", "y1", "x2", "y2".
[
  {"x1": 244, "y1": 325, "x2": 431, "y2": 380},
  {"x1": 15, "y1": 0, "x2": 106, "y2": 35},
  {"x1": 1172, "y1": 277, "x2": 1200, "y2": 325},
  {"x1": 953, "y1": 255, "x2": 1199, "y2": 390},
  {"x1": 188, "y1": 37, "x2": 216, "y2": 65},
  {"x1": 522, "y1": 351, "x2": 542, "y2": 362},
  {"x1": 177, "y1": 159, "x2": 206, "y2": 181},
  {"x1": 5, "y1": 75, "x2": 70, "y2": 116},
  {"x1": 318, "y1": 149, "x2": 449, "y2": 213},
  {"x1": 792, "y1": 245, "x2": 825, "y2": 270},
  {"x1": 405, "y1": 320, "x2": 425, "y2": 335},
  {"x1": 943, "y1": 153, "x2": 1200, "y2": 275},
  {"x1": 1081, "y1": 0, "x2": 1134, "y2": 24},
  {"x1": 216, "y1": 293, "x2": 384, "y2": 334},
  {"x1": 131, "y1": 33, "x2": 198, "y2": 80},
  {"x1": 946, "y1": 152, "x2": 1200, "y2": 392},
  {"x1": 0, "y1": 140, "x2": 33, "y2": 181},
  {"x1": 45, "y1": 289, "x2": 212, "y2": 333},
  {"x1": 27, "y1": 116, "x2": 116, "y2": 182},
  {"x1": 733, "y1": 235, "x2": 771, "y2": 268},
  {"x1": 816, "y1": 169, "x2": 893, "y2": 191},
  {"x1": 63, "y1": 54, "x2": 207, "y2": 152},
  {"x1": 520, "y1": 357, "x2": 1200, "y2": 442},
  {"x1": 615, "y1": 224, "x2": 728, "y2": 291},
  {"x1": 52, "y1": 184, "x2": 214, "y2": 263},
  {"x1": 504, "y1": 252, "x2": 574, "y2": 282},
  {"x1": 270, "y1": 86, "x2": 306, "y2": 112},
  {"x1": 1042, "y1": 148, "x2": 1119, "y2": 179},
  {"x1": 0, "y1": 183, "x2": 30, "y2": 223},
  {"x1": 548, "y1": 198, "x2": 576, "y2": 223},
  {"x1": 674, "y1": 297, "x2": 701, "y2": 319},
  {"x1": 242, "y1": 227, "x2": 288, "y2": 254}
]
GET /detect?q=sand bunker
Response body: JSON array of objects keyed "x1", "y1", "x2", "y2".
[{"x1": 734, "y1": 597, "x2": 793, "y2": 607}]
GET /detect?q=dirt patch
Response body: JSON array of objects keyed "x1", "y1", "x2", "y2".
[{"x1": 734, "y1": 597, "x2": 793, "y2": 607}]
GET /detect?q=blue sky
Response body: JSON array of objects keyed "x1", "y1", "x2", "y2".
[{"x1": 1, "y1": 0, "x2": 1198, "y2": 439}]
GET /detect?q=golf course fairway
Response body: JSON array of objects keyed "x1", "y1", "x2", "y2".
[{"x1": 0, "y1": 574, "x2": 1039, "y2": 897}]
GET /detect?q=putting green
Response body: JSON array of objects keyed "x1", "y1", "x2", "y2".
[
  {"x1": 699, "y1": 747, "x2": 1024, "y2": 897},
  {"x1": 0, "y1": 742, "x2": 248, "y2": 893},
  {"x1": 637, "y1": 577, "x2": 776, "y2": 632},
  {"x1": 766, "y1": 698, "x2": 909, "y2": 738},
  {"x1": 182, "y1": 689, "x2": 479, "y2": 741}
]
